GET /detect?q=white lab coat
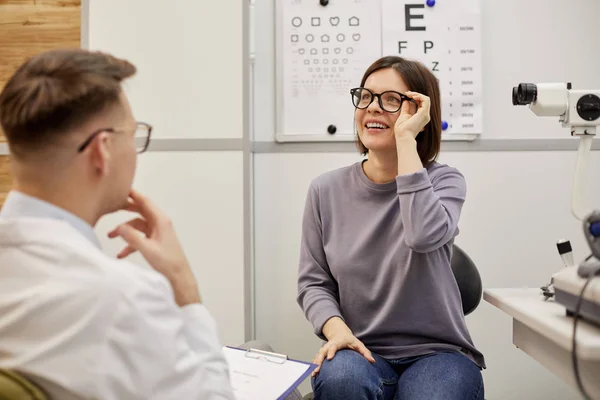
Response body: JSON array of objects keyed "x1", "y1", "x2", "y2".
[{"x1": 0, "y1": 212, "x2": 235, "y2": 399}]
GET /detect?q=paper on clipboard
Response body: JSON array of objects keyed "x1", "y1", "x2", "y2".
[{"x1": 222, "y1": 346, "x2": 317, "y2": 400}]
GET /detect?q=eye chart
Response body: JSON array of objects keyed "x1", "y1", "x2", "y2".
[
  {"x1": 276, "y1": 0, "x2": 482, "y2": 142},
  {"x1": 381, "y1": 0, "x2": 482, "y2": 136},
  {"x1": 278, "y1": 0, "x2": 382, "y2": 140}
]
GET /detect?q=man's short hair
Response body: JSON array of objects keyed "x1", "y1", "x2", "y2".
[{"x1": 0, "y1": 48, "x2": 136, "y2": 157}]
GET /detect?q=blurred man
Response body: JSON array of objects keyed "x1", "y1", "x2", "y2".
[{"x1": 0, "y1": 48, "x2": 234, "y2": 399}]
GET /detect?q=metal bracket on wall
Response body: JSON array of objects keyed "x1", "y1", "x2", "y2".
[{"x1": 3, "y1": 138, "x2": 600, "y2": 155}]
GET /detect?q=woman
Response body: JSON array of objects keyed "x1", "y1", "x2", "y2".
[{"x1": 296, "y1": 56, "x2": 485, "y2": 400}]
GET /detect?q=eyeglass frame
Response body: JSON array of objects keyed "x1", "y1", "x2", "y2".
[
  {"x1": 350, "y1": 87, "x2": 416, "y2": 113},
  {"x1": 77, "y1": 121, "x2": 153, "y2": 154}
]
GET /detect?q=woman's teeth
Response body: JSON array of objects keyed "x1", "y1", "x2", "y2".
[{"x1": 366, "y1": 122, "x2": 388, "y2": 129}]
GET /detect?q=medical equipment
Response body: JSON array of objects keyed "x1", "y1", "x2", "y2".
[
  {"x1": 513, "y1": 81, "x2": 600, "y2": 317},
  {"x1": 513, "y1": 81, "x2": 600, "y2": 321},
  {"x1": 513, "y1": 82, "x2": 600, "y2": 399}
]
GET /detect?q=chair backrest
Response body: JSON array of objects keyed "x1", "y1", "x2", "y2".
[
  {"x1": 0, "y1": 370, "x2": 48, "y2": 400},
  {"x1": 450, "y1": 244, "x2": 482, "y2": 316}
]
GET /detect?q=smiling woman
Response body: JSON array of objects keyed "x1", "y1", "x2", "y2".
[
  {"x1": 0, "y1": 0, "x2": 81, "y2": 205},
  {"x1": 297, "y1": 56, "x2": 485, "y2": 400},
  {"x1": 353, "y1": 57, "x2": 441, "y2": 166}
]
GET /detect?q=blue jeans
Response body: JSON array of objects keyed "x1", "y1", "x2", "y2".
[{"x1": 312, "y1": 349, "x2": 484, "y2": 400}]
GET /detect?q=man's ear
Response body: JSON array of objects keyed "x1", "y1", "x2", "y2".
[{"x1": 89, "y1": 132, "x2": 111, "y2": 177}]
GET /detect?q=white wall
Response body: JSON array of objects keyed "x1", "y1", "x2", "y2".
[
  {"x1": 87, "y1": 0, "x2": 249, "y2": 347},
  {"x1": 252, "y1": 0, "x2": 600, "y2": 398},
  {"x1": 88, "y1": 0, "x2": 246, "y2": 140}
]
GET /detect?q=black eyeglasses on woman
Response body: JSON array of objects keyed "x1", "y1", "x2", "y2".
[{"x1": 350, "y1": 87, "x2": 415, "y2": 113}]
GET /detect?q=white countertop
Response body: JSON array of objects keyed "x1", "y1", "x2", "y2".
[{"x1": 484, "y1": 288, "x2": 600, "y2": 360}]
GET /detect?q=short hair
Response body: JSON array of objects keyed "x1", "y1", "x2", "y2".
[
  {"x1": 355, "y1": 56, "x2": 441, "y2": 166},
  {"x1": 0, "y1": 48, "x2": 136, "y2": 157}
]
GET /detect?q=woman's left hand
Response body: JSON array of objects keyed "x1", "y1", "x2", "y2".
[{"x1": 394, "y1": 91, "x2": 431, "y2": 139}]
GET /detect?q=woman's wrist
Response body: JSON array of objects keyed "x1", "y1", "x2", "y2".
[
  {"x1": 396, "y1": 136, "x2": 422, "y2": 175},
  {"x1": 323, "y1": 316, "x2": 350, "y2": 339},
  {"x1": 395, "y1": 134, "x2": 417, "y2": 147}
]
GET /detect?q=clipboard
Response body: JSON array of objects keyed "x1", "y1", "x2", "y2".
[{"x1": 222, "y1": 346, "x2": 317, "y2": 400}]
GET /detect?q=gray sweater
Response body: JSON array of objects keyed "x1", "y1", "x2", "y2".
[{"x1": 297, "y1": 160, "x2": 485, "y2": 369}]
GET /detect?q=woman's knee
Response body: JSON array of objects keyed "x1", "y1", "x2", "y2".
[
  {"x1": 397, "y1": 351, "x2": 483, "y2": 400},
  {"x1": 312, "y1": 350, "x2": 383, "y2": 398}
]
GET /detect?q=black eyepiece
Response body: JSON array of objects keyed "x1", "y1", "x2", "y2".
[
  {"x1": 512, "y1": 87, "x2": 519, "y2": 105},
  {"x1": 577, "y1": 94, "x2": 600, "y2": 121},
  {"x1": 512, "y1": 83, "x2": 537, "y2": 105}
]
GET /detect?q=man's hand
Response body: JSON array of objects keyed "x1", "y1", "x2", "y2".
[
  {"x1": 312, "y1": 317, "x2": 375, "y2": 376},
  {"x1": 108, "y1": 189, "x2": 201, "y2": 307}
]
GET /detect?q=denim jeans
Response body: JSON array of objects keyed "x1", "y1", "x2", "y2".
[{"x1": 312, "y1": 349, "x2": 484, "y2": 400}]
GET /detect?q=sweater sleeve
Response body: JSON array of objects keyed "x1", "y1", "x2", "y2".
[
  {"x1": 296, "y1": 183, "x2": 342, "y2": 340},
  {"x1": 396, "y1": 166, "x2": 466, "y2": 253}
]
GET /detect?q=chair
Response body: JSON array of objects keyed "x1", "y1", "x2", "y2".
[
  {"x1": 302, "y1": 244, "x2": 483, "y2": 400},
  {"x1": 0, "y1": 370, "x2": 48, "y2": 400},
  {"x1": 451, "y1": 244, "x2": 483, "y2": 316}
]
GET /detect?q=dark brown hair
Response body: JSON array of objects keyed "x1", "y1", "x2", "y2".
[
  {"x1": 356, "y1": 56, "x2": 441, "y2": 166},
  {"x1": 0, "y1": 48, "x2": 136, "y2": 157}
]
